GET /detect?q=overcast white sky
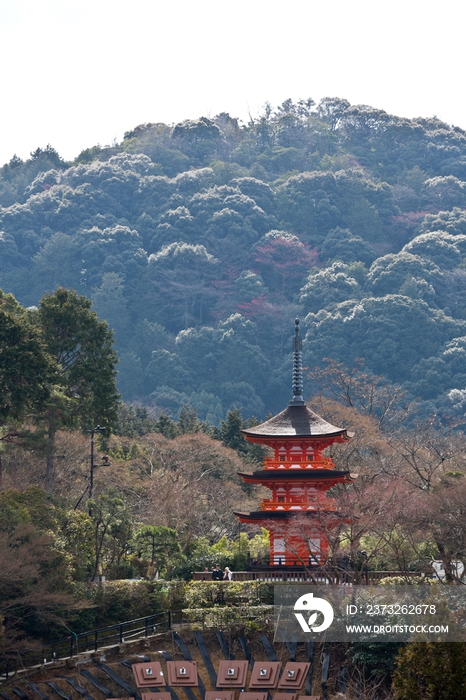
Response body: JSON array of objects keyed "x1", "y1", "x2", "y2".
[{"x1": 1, "y1": 0, "x2": 464, "y2": 166}]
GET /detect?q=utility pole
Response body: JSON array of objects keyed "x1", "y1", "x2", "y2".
[
  {"x1": 87, "y1": 426, "x2": 107, "y2": 512},
  {"x1": 73, "y1": 425, "x2": 109, "y2": 513}
]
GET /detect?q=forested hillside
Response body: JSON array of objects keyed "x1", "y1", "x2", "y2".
[{"x1": 2, "y1": 98, "x2": 466, "y2": 421}]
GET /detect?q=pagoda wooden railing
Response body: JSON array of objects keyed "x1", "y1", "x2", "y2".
[
  {"x1": 262, "y1": 457, "x2": 333, "y2": 469},
  {"x1": 259, "y1": 497, "x2": 338, "y2": 510}
]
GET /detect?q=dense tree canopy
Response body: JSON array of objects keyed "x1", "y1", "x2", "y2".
[
  {"x1": 0, "y1": 293, "x2": 53, "y2": 424},
  {"x1": 1, "y1": 98, "x2": 466, "y2": 421}
]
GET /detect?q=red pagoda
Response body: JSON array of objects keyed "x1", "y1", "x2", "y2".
[{"x1": 234, "y1": 319, "x2": 355, "y2": 567}]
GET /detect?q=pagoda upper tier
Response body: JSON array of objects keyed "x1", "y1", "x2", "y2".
[
  {"x1": 241, "y1": 403, "x2": 353, "y2": 460},
  {"x1": 240, "y1": 317, "x2": 353, "y2": 466},
  {"x1": 242, "y1": 403, "x2": 350, "y2": 439}
]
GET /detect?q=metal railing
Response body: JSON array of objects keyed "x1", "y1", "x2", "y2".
[
  {"x1": 0, "y1": 609, "x2": 182, "y2": 683},
  {"x1": 48, "y1": 610, "x2": 176, "y2": 660}
]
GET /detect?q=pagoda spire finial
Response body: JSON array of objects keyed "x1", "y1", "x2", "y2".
[{"x1": 289, "y1": 317, "x2": 305, "y2": 405}]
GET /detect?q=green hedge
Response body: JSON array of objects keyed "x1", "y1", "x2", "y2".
[
  {"x1": 181, "y1": 605, "x2": 274, "y2": 628},
  {"x1": 183, "y1": 581, "x2": 274, "y2": 608}
]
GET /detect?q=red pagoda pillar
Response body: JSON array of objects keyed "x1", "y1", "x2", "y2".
[{"x1": 234, "y1": 318, "x2": 355, "y2": 567}]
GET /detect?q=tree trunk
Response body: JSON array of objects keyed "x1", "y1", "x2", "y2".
[{"x1": 45, "y1": 420, "x2": 56, "y2": 493}]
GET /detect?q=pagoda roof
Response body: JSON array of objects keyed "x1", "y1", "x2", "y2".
[
  {"x1": 234, "y1": 510, "x2": 299, "y2": 521},
  {"x1": 234, "y1": 510, "x2": 345, "y2": 521},
  {"x1": 238, "y1": 469, "x2": 355, "y2": 482},
  {"x1": 241, "y1": 403, "x2": 353, "y2": 439}
]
